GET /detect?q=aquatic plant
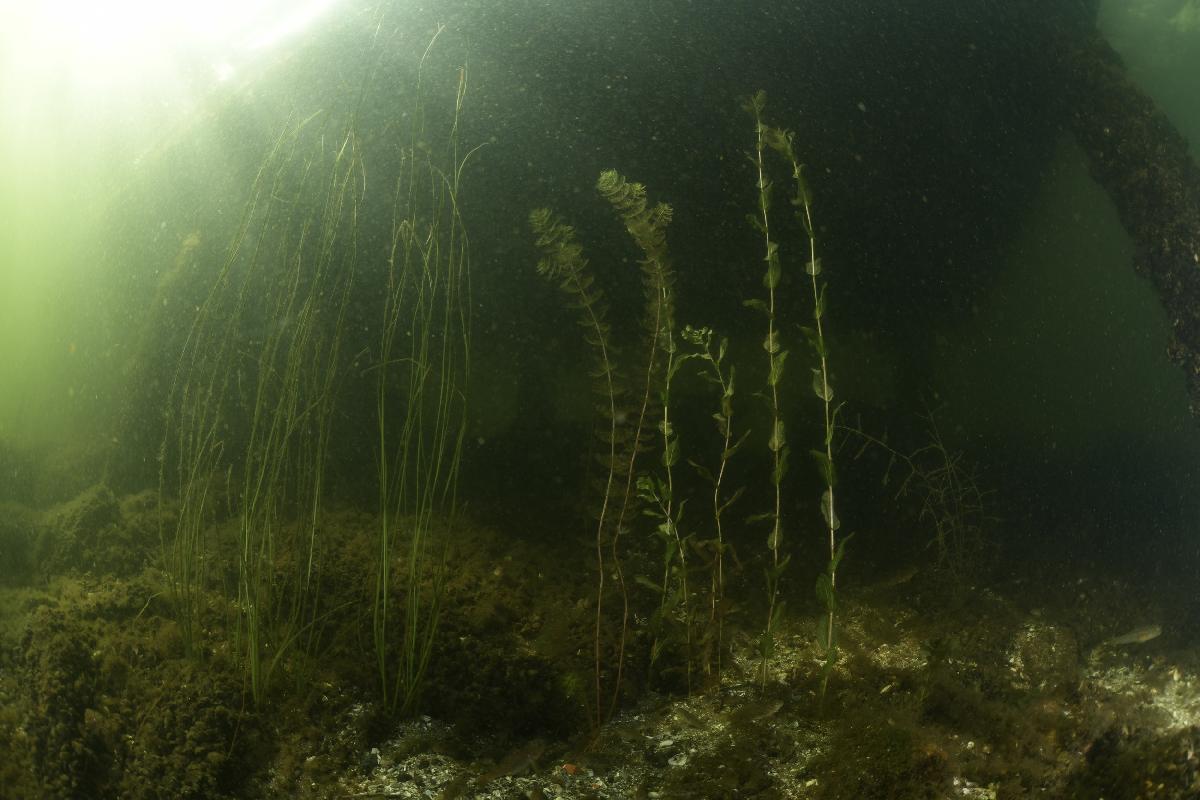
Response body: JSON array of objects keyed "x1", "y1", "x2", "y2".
[
  {"x1": 747, "y1": 90, "x2": 851, "y2": 694},
  {"x1": 232, "y1": 120, "x2": 361, "y2": 705},
  {"x1": 598, "y1": 169, "x2": 677, "y2": 703},
  {"x1": 635, "y1": 322, "x2": 694, "y2": 691},
  {"x1": 743, "y1": 90, "x2": 792, "y2": 688},
  {"x1": 531, "y1": 169, "x2": 675, "y2": 725},
  {"x1": 680, "y1": 323, "x2": 747, "y2": 685},
  {"x1": 529, "y1": 206, "x2": 620, "y2": 727},
  {"x1": 910, "y1": 416, "x2": 990, "y2": 583},
  {"x1": 764, "y1": 111, "x2": 848, "y2": 695},
  {"x1": 159, "y1": 26, "x2": 476, "y2": 714},
  {"x1": 158, "y1": 112, "x2": 358, "y2": 684},
  {"x1": 156, "y1": 118, "x2": 286, "y2": 659},
  {"x1": 372, "y1": 32, "x2": 475, "y2": 718},
  {"x1": 847, "y1": 409, "x2": 992, "y2": 584}
]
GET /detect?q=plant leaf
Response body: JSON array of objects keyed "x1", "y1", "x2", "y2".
[
  {"x1": 809, "y1": 448, "x2": 836, "y2": 488},
  {"x1": 820, "y1": 487, "x2": 840, "y2": 531},
  {"x1": 663, "y1": 437, "x2": 680, "y2": 468},
  {"x1": 816, "y1": 613, "x2": 837, "y2": 653},
  {"x1": 768, "y1": 419, "x2": 786, "y2": 452},
  {"x1": 811, "y1": 368, "x2": 833, "y2": 402},
  {"x1": 716, "y1": 485, "x2": 746, "y2": 515},
  {"x1": 763, "y1": 330, "x2": 781, "y2": 354},
  {"x1": 769, "y1": 350, "x2": 788, "y2": 387},
  {"x1": 815, "y1": 572, "x2": 834, "y2": 608},
  {"x1": 743, "y1": 298, "x2": 769, "y2": 316},
  {"x1": 772, "y1": 445, "x2": 790, "y2": 486}
]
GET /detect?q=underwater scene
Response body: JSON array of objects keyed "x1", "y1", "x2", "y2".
[{"x1": 4, "y1": 0, "x2": 1200, "y2": 797}]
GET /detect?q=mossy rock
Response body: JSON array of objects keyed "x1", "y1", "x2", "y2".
[
  {"x1": 1063, "y1": 724, "x2": 1200, "y2": 799},
  {"x1": 20, "y1": 605, "x2": 103, "y2": 799},
  {"x1": 0, "y1": 502, "x2": 38, "y2": 585},
  {"x1": 33, "y1": 484, "x2": 147, "y2": 578},
  {"x1": 814, "y1": 717, "x2": 951, "y2": 800},
  {"x1": 117, "y1": 661, "x2": 252, "y2": 800},
  {"x1": 1005, "y1": 620, "x2": 1079, "y2": 693}
]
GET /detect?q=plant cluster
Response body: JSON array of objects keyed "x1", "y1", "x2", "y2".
[
  {"x1": 531, "y1": 168, "x2": 676, "y2": 725},
  {"x1": 372, "y1": 31, "x2": 476, "y2": 718},
  {"x1": 530, "y1": 89, "x2": 854, "y2": 719},
  {"x1": 848, "y1": 409, "x2": 993, "y2": 584},
  {"x1": 158, "y1": 26, "x2": 477, "y2": 715},
  {"x1": 743, "y1": 89, "x2": 852, "y2": 694},
  {"x1": 158, "y1": 111, "x2": 361, "y2": 705}
]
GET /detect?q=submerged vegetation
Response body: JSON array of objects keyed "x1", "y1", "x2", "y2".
[
  {"x1": 530, "y1": 167, "x2": 677, "y2": 725},
  {"x1": 156, "y1": 26, "x2": 476, "y2": 714},
  {"x1": 743, "y1": 89, "x2": 794, "y2": 689},
  {"x1": 372, "y1": 36, "x2": 473, "y2": 719},
  {"x1": 2, "y1": 3, "x2": 1198, "y2": 795},
  {"x1": 530, "y1": 90, "x2": 859, "y2": 720},
  {"x1": 753, "y1": 93, "x2": 852, "y2": 697}
]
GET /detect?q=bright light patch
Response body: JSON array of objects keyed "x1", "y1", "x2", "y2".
[
  {"x1": 248, "y1": 0, "x2": 341, "y2": 50},
  {"x1": 214, "y1": 61, "x2": 237, "y2": 83},
  {"x1": 1, "y1": 0, "x2": 341, "y2": 93}
]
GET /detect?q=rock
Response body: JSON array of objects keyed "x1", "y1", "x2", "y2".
[{"x1": 1006, "y1": 620, "x2": 1079, "y2": 693}]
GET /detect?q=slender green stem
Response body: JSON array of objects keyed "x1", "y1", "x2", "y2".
[
  {"x1": 760, "y1": 104, "x2": 845, "y2": 695},
  {"x1": 681, "y1": 325, "x2": 742, "y2": 685},
  {"x1": 745, "y1": 91, "x2": 789, "y2": 690}
]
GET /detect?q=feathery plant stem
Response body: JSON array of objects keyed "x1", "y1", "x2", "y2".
[
  {"x1": 596, "y1": 169, "x2": 675, "y2": 718},
  {"x1": 529, "y1": 207, "x2": 618, "y2": 728},
  {"x1": 531, "y1": 169, "x2": 674, "y2": 725}
]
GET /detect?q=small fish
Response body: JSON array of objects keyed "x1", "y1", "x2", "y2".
[
  {"x1": 1103, "y1": 623, "x2": 1162, "y2": 647},
  {"x1": 721, "y1": 697, "x2": 784, "y2": 725},
  {"x1": 874, "y1": 564, "x2": 919, "y2": 589},
  {"x1": 474, "y1": 739, "x2": 547, "y2": 786},
  {"x1": 437, "y1": 773, "x2": 472, "y2": 800},
  {"x1": 673, "y1": 706, "x2": 707, "y2": 729}
]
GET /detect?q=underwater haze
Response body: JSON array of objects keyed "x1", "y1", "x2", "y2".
[{"x1": 3, "y1": 1, "x2": 1200, "y2": 797}]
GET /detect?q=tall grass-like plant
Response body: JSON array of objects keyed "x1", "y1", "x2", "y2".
[
  {"x1": 233, "y1": 125, "x2": 361, "y2": 704},
  {"x1": 159, "y1": 114, "x2": 360, "y2": 691},
  {"x1": 158, "y1": 121, "x2": 301, "y2": 659},
  {"x1": 373, "y1": 31, "x2": 476, "y2": 717},
  {"x1": 160, "y1": 25, "x2": 476, "y2": 712}
]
